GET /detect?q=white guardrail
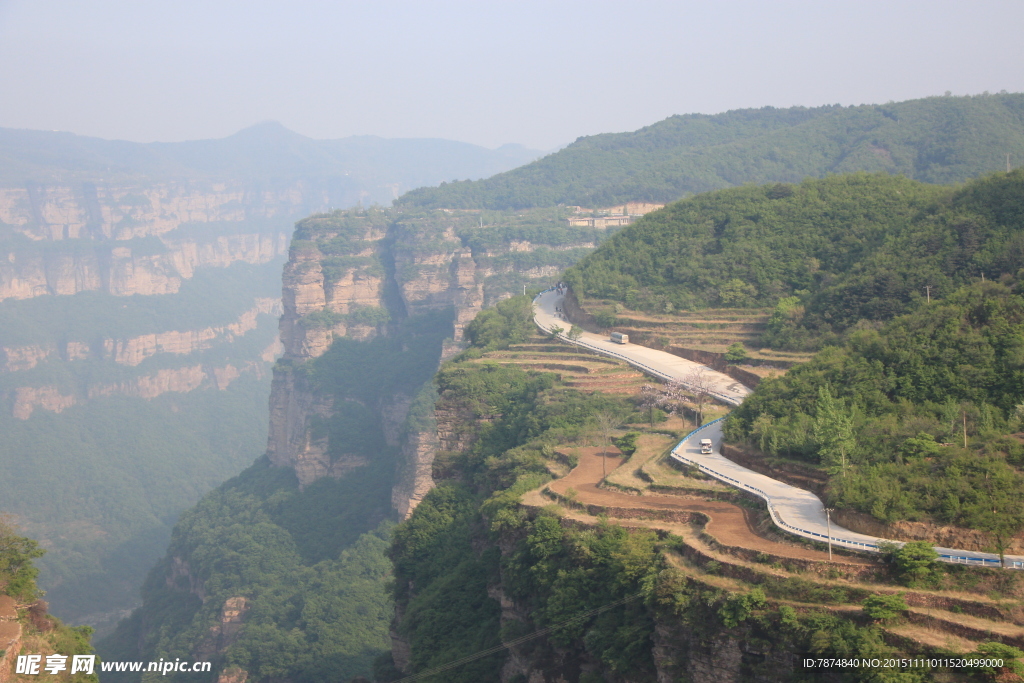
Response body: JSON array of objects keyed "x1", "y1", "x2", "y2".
[
  {"x1": 670, "y1": 421, "x2": 1019, "y2": 568},
  {"x1": 532, "y1": 290, "x2": 1022, "y2": 569}
]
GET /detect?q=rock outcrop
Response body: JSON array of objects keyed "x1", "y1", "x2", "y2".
[
  {"x1": 196, "y1": 597, "x2": 250, "y2": 661},
  {"x1": 0, "y1": 182, "x2": 299, "y2": 303},
  {"x1": 0, "y1": 595, "x2": 21, "y2": 683},
  {"x1": 1, "y1": 299, "x2": 281, "y2": 372},
  {"x1": 391, "y1": 426, "x2": 441, "y2": 520},
  {"x1": 9, "y1": 355, "x2": 275, "y2": 419},
  {"x1": 265, "y1": 208, "x2": 603, "y2": 515}
]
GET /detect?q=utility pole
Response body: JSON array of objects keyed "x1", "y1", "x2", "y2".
[
  {"x1": 924, "y1": 285, "x2": 931, "y2": 304},
  {"x1": 1008, "y1": 153, "x2": 1012, "y2": 173},
  {"x1": 963, "y1": 411, "x2": 968, "y2": 449},
  {"x1": 825, "y1": 508, "x2": 834, "y2": 561}
]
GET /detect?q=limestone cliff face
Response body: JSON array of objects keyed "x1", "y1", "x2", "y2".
[
  {"x1": 0, "y1": 231, "x2": 289, "y2": 301},
  {"x1": 391, "y1": 225, "x2": 463, "y2": 318},
  {"x1": 9, "y1": 354, "x2": 275, "y2": 419},
  {"x1": 265, "y1": 209, "x2": 602, "y2": 515},
  {"x1": 267, "y1": 216, "x2": 390, "y2": 487},
  {"x1": 0, "y1": 180, "x2": 301, "y2": 425},
  {"x1": 103, "y1": 298, "x2": 282, "y2": 366},
  {"x1": 0, "y1": 183, "x2": 304, "y2": 243},
  {"x1": 1, "y1": 299, "x2": 282, "y2": 372},
  {"x1": 0, "y1": 182, "x2": 304, "y2": 302},
  {"x1": 390, "y1": 426, "x2": 441, "y2": 520}
]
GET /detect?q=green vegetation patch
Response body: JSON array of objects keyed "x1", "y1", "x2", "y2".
[
  {"x1": 398, "y1": 93, "x2": 1024, "y2": 210},
  {"x1": 726, "y1": 278, "x2": 1024, "y2": 555},
  {"x1": 567, "y1": 170, "x2": 1024, "y2": 350},
  {"x1": 100, "y1": 457, "x2": 395, "y2": 683}
]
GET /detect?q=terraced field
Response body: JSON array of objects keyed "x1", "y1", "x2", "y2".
[
  {"x1": 469, "y1": 330, "x2": 1024, "y2": 662},
  {"x1": 524, "y1": 444, "x2": 1024, "y2": 657},
  {"x1": 579, "y1": 297, "x2": 813, "y2": 367},
  {"x1": 479, "y1": 342, "x2": 649, "y2": 394}
]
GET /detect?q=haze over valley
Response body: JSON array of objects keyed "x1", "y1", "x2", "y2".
[{"x1": 3, "y1": 2, "x2": 1024, "y2": 682}]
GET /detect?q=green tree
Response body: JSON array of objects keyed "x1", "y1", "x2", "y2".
[
  {"x1": 891, "y1": 541, "x2": 940, "y2": 587},
  {"x1": 861, "y1": 593, "x2": 907, "y2": 622},
  {"x1": 973, "y1": 642, "x2": 1024, "y2": 680},
  {"x1": 567, "y1": 325, "x2": 583, "y2": 342},
  {"x1": 718, "y1": 278, "x2": 757, "y2": 307},
  {"x1": 724, "y1": 342, "x2": 748, "y2": 363},
  {"x1": 0, "y1": 515, "x2": 45, "y2": 600},
  {"x1": 813, "y1": 385, "x2": 855, "y2": 478},
  {"x1": 593, "y1": 310, "x2": 617, "y2": 328},
  {"x1": 972, "y1": 486, "x2": 1024, "y2": 567},
  {"x1": 465, "y1": 296, "x2": 534, "y2": 349}
]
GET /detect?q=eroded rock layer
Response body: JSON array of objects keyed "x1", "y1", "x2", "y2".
[{"x1": 265, "y1": 208, "x2": 605, "y2": 515}]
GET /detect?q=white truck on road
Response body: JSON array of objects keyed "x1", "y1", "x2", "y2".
[{"x1": 700, "y1": 438, "x2": 713, "y2": 454}]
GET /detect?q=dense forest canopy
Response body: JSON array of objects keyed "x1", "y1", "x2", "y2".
[
  {"x1": 725, "y1": 278, "x2": 1024, "y2": 545},
  {"x1": 398, "y1": 93, "x2": 1024, "y2": 210},
  {"x1": 557, "y1": 168, "x2": 1024, "y2": 543},
  {"x1": 566, "y1": 170, "x2": 1024, "y2": 349}
]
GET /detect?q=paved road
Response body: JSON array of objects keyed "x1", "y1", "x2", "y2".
[
  {"x1": 533, "y1": 289, "x2": 751, "y2": 405},
  {"x1": 534, "y1": 288, "x2": 1024, "y2": 569}
]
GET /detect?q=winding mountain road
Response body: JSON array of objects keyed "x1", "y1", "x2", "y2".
[{"x1": 534, "y1": 288, "x2": 1024, "y2": 569}]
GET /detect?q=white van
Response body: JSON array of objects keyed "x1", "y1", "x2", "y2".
[
  {"x1": 610, "y1": 332, "x2": 629, "y2": 344},
  {"x1": 699, "y1": 438, "x2": 713, "y2": 454}
]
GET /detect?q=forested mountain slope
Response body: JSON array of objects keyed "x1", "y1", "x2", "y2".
[
  {"x1": 105, "y1": 171, "x2": 1024, "y2": 683},
  {"x1": 725, "y1": 278, "x2": 1024, "y2": 553},
  {"x1": 565, "y1": 168, "x2": 1024, "y2": 562},
  {"x1": 398, "y1": 93, "x2": 1024, "y2": 209},
  {"x1": 566, "y1": 170, "x2": 1024, "y2": 349},
  {"x1": 383, "y1": 301, "x2": 1024, "y2": 683}
]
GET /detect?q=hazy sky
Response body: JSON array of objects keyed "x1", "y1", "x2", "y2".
[{"x1": 1, "y1": 0, "x2": 1022, "y2": 150}]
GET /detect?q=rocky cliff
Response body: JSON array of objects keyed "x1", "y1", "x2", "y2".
[
  {"x1": 264, "y1": 207, "x2": 604, "y2": 515},
  {"x1": 0, "y1": 179, "x2": 311, "y2": 628},
  {"x1": 0, "y1": 123, "x2": 551, "y2": 637},
  {"x1": 0, "y1": 183, "x2": 294, "y2": 301}
]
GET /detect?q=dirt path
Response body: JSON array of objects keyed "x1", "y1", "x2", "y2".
[{"x1": 548, "y1": 447, "x2": 870, "y2": 564}]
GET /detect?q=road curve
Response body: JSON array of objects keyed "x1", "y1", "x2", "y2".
[{"x1": 533, "y1": 288, "x2": 1024, "y2": 569}]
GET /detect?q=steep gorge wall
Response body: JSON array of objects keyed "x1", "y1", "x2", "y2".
[
  {"x1": 0, "y1": 183, "x2": 297, "y2": 301},
  {"x1": 0, "y1": 179, "x2": 321, "y2": 626},
  {"x1": 1, "y1": 297, "x2": 282, "y2": 372},
  {"x1": 265, "y1": 210, "x2": 602, "y2": 514},
  {"x1": 0, "y1": 179, "x2": 325, "y2": 418}
]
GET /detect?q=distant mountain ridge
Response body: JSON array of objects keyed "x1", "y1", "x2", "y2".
[
  {"x1": 0, "y1": 122, "x2": 543, "y2": 205},
  {"x1": 397, "y1": 93, "x2": 1024, "y2": 209}
]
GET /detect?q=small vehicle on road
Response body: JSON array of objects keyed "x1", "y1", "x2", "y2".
[
  {"x1": 610, "y1": 332, "x2": 629, "y2": 344},
  {"x1": 699, "y1": 438, "x2": 713, "y2": 454}
]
